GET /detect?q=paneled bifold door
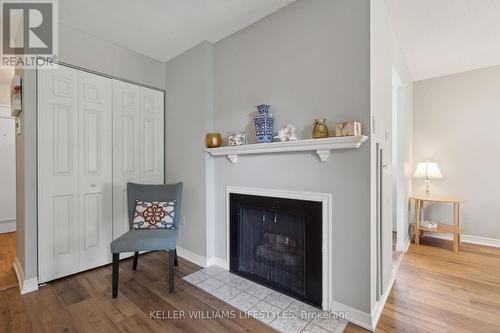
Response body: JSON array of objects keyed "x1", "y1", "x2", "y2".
[
  {"x1": 112, "y1": 80, "x2": 164, "y2": 241},
  {"x1": 38, "y1": 65, "x2": 164, "y2": 283}
]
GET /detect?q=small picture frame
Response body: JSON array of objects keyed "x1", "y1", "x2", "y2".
[{"x1": 227, "y1": 131, "x2": 247, "y2": 146}]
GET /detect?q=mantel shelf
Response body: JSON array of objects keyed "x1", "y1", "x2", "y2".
[{"x1": 205, "y1": 135, "x2": 368, "y2": 163}]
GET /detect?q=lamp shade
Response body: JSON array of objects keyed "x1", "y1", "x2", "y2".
[{"x1": 413, "y1": 161, "x2": 442, "y2": 179}]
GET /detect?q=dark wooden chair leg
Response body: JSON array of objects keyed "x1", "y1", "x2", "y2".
[
  {"x1": 174, "y1": 248, "x2": 178, "y2": 267},
  {"x1": 169, "y1": 250, "x2": 175, "y2": 293},
  {"x1": 112, "y1": 253, "x2": 120, "y2": 298},
  {"x1": 132, "y1": 251, "x2": 139, "y2": 271}
]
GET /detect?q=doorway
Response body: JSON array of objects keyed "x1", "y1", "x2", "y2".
[{"x1": 0, "y1": 102, "x2": 18, "y2": 291}]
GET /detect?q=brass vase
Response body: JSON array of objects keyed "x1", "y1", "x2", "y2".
[
  {"x1": 312, "y1": 118, "x2": 329, "y2": 139},
  {"x1": 206, "y1": 132, "x2": 222, "y2": 148}
]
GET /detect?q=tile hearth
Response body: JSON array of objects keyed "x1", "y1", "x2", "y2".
[{"x1": 183, "y1": 266, "x2": 346, "y2": 333}]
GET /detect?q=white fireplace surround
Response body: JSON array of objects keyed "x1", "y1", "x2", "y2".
[{"x1": 225, "y1": 186, "x2": 333, "y2": 311}]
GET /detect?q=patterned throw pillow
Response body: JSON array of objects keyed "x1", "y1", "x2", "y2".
[{"x1": 132, "y1": 200, "x2": 176, "y2": 230}]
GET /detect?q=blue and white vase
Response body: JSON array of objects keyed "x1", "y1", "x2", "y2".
[{"x1": 254, "y1": 104, "x2": 273, "y2": 143}]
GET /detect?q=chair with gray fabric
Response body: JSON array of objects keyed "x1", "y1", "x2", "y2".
[{"x1": 110, "y1": 182, "x2": 183, "y2": 298}]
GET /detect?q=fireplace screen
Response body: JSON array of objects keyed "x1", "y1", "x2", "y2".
[{"x1": 229, "y1": 193, "x2": 322, "y2": 307}]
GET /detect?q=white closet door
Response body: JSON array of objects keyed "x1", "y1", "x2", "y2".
[
  {"x1": 78, "y1": 71, "x2": 113, "y2": 270},
  {"x1": 38, "y1": 66, "x2": 80, "y2": 283},
  {"x1": 139, "y1": 87, "x2": 164, "y2": 184},
  {"x1": 112, "y1": 82, "x2": 164, "y2": 240},
  {"x1": 112, "y1": 81, "x2": 141, "y2": 239}
]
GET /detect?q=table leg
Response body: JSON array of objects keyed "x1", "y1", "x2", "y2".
[
  {"x1": 415, "y1": 200, "x2": 421, "y2": 245},
  {"x1": 453, "y1": 202, "x2": 459, "y2": 252}
]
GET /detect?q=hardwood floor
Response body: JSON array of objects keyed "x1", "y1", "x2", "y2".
[
  {"x1": 1, "y1": 236, "x2": 500, "y2": 333},
  {"x1": 0, "y1": 232, "x2": 18, "y2": 292},
  {"x1": 345, "y1": 237, "x2": 500, "y2": 333},
  {"x1": 0, "y1": 252, "x2": 275, "y2": 333}
]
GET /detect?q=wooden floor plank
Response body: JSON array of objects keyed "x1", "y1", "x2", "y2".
[
  {"x1": 345, "y1": 237, "x2": 500, "y2": 332},
  {"x1": 1, "y1": 235, "x2": 499, "y2": 333},
  {"x1": 0, "y1": 232, "x2": 18, "y2": 292}
]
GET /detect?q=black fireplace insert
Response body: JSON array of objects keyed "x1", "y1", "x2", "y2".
[{"x1": 229, "y1": 193, "x2": 322, "y2": 307}]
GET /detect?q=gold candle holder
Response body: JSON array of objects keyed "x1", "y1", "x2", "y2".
[{"x1": 206, "y1": 132, "x2": 222, "y2": 148}]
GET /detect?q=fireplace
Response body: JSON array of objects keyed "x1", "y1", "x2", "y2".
[{"x1": 229, "y1": 193, "x2": 323, "y2": 307}]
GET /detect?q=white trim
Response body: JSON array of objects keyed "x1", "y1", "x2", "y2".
[
  {"x1": 205, "y1": 154, "x2": 215, "y2": 262},
  {"x1": 175, "y1": 247, "x2": 229, "y2": 269},
  {"x1": 332, "y1": 301, "x2": 372, "y2": 331},
  {"x1": 206, "y1": 257, "x2": 228, "y2": 269},
  {"x1": 225, "y1": 186, "x2": 333, "y2": 311},
  {"x1": 206, "y1": 136, "x2": 368, "y2": 163},
  {"x1": 176, "y1": 247, "x2": 209, "y2": 267},
  {"x1": 0, "y1": 104, "x2": 13, "y2": 119},
  {"x1": 395, "y1": 236, "x2": 410, "y2": 252},
  {"x1": 12, "y1": 257, "x2": 39, "y2": 294},
  {"x1": 369, "y1": 249, "x2": 401, "y2": 330},
  {"x1": 0, "y1": 218, "x2": 16, "y2": 233},
  {"x1": 423, "y1": 233, "x2": 500, "y2": 248}
]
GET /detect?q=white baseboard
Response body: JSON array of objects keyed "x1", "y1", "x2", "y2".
[
  {"x1": 332, "y1": 301, "x2": 372, "y2": 331},
  {"x1": 176, "y1": 247, "x2": 229, "y2": 269},
  {"x1": 0, "y1": 218, "x2": 16, "y2": 233},
  {"x1": 423, "y1": 232, "x2": 500, "y2": 248},
  {"x1": 176, "y1": 247, "x2": 209, "y2": 267},
  {"x1": 395, "y1": 237, "x2": 411, "y2": 252},
  {"x1": 206, "y1": 257, "x2": 228, "y2": 269},
  {"x1": 370, "y1": 253, "x2": 401, "y2": 331},
  {"x1": 12, "y1": 257, "x2": 39, "y2": 294}
]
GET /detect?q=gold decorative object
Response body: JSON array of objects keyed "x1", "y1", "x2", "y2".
[
  {"x1": 312, "y1": 118, "x2": 329, "y2": 139},
  {"x1": 335, "y1": 121, "x2": 361, "y2": 137},
  {"x1": 206, "y1": 132, "x2": 222, "y2": 148}
]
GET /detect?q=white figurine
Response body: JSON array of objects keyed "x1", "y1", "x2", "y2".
[{"x1": 274, "y1": 124, "x2": 298, "y2": 142}]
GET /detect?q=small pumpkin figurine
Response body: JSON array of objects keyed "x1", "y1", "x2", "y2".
[{"x1": 312, "y1": 118, "x2": 329, "y2": 139}]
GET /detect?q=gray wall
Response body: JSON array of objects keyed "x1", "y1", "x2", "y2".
[
  {"x1": 59, "y1": 24, "x2": 166, "y2": 89},
  {"x1": 165, "y1": 42, "x2": 214, "y2": 257},
  {"x1": 213, "y1": 0, "x2": 371, "y2": 313},
  {"x1": 15, "y1": 68, "x2": 38, "y2": 279},
  {"x1": 164, "y1": 0, "x2": 371, "y2": 313},
  {"x1": 414, "y1": 65, "x2": 500, "y2": 240},
  {"x1": 16, "y1": 24, "x2": 166, "y2": 280},
  {"x1": 392, "y1": 38, "x2": 414, "y2": 249}
]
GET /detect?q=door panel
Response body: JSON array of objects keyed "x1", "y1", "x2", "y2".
[
  {"x1": 53, "y1": 105, "x2": 74, "y2": 175},
  {"x1": 83, "y1": 192, "x2": 100, "y2": 249},
  {"x1": 78, "y1": 71, "x2": 113, "y2": 270},
  {"x1": 139, "y1": 87, "x2": 164, "y2": 184},
  {"x1": 38, "y1": 66, "x2": 80, "y2": 283},
  {"x1": 112, "y1": 83, "x2": 164, "y2": 240},
  {"x1": 112, "y1": 81, "x2": 141, "y2": 240},
  {"x1": 53, "y1": 195, "x2": 74, "y2": 255}
]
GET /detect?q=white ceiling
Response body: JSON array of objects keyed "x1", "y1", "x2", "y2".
[
  {"x1": 59, "y1": 0, "x2": 296, "y2": 63},
  {"x1": 386, "y1": 0, "x2": 500, "y2": 81}
]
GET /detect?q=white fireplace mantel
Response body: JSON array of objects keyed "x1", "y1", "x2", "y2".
[{"x1": 205, "y1": 135, "x2": 368, "y2": 163}]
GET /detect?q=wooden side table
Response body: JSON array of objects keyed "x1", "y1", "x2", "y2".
[{"x1": 410, "y1": 195, "x2": 463, "y2": 252}]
